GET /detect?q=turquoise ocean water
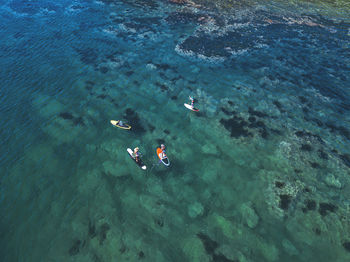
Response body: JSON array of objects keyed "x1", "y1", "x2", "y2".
[{"x1": 0, "y1": 0, "x2": 350, "y2": 261}]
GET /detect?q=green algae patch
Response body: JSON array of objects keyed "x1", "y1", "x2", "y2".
[
  {"x1": 188, "y1": 202, "x2": 204, "y2": 218},
  {"x1": 274, "y1": 0, "x2": 350, "y2": 20},
  {"x1": 257, "y1": 240, "x2": 279, "y2": 262},
  {"x1": 240, "y1": 202, "x2": 259, "y2": 229},
  {"x1": 286, "y1": 0, "x2": 350, "y2": 10},
  {"x1": 212, "y1": 214, "x2": 241, "y2": 239},
  {"x1": 182, "y1": 237, "x2": 211, "y2": 262},
  {"x1": 190, "y1": 0, "x2": 350, "y2": 20},
  {"x1": 192, "y1": 0, "x2": 260, "y2": 10}
]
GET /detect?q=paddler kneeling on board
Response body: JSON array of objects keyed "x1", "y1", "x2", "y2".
[
  {"x1": 118, "y1": 120, "x2": 125, "y2": 127},
  {"x1": 133, "y1": 147, "x2": 141, "y2": 163},
  {"x1": 117, "y1": 120, "x2": 129, "y2": 128},
  {"x1": 160, "y1": 144, "x2": 166, "y2": 159}
]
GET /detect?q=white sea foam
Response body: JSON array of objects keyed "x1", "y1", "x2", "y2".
[
  {"x1": 1, "y1": 4, "x2": 28, "y2": 17},
  {"x1": 105, "y1": 58, "x2": 126, "y2": 69},
  {"x1": 229, "y1": 48, "x2": 250, "y2": 56},
  {"x1": 94, "y1": 0, "x2": 105, "y2": 5},
  {"x1": 65, "y1": 2, "x2": 85, "y2": 14},
  {"x1": 146, "y1": 63, "x2": 157, "y2": 70},
  {"x1": 102, "y1": 27, "x2": 118, "y2": 36},
  {"x1": 305, "y1": 87, "x2": 334, "y2": 104},
  {"x1": 327, "y1": 27, "x2": 337, "y2": 34},
  {"x1": 175, "y1": 43, "x2": 225, "y2": 63},
  {"x1": 119, "y1": 23, "x2": 137, "y2": 34},
  {"x1": 38, "y1": 8, "x2": 56, "y2": 15},
  {"x1": 136, "y1": 31, "x2": 158, "y2": 41},
  {"x1": 254, "y1": 43, "x2": 268, "y2": 49}
]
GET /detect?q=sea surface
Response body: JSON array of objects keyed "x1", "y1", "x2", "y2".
[{"x1": 0, "y1": 0, "x2": 350, "y2": 261}]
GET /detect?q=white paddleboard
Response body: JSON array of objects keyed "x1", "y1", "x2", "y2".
[
  {"x1": 184, "y1": 103, "x2": 199, "y2": 112},
  {"x1": 127, "y1": 148, "x2": 146, "y2": 170},
  {"x1": 160, "y1": 156, "x2": 170, "y2": 166}
]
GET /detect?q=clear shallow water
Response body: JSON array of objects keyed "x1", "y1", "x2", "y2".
[{"x1": 0, "y1": 0, "x2": 350, "y2": 261}]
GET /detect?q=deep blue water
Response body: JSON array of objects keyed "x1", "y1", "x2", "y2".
[{"x1": 0, "y1": 0, "x2": 350, "y2": 261}]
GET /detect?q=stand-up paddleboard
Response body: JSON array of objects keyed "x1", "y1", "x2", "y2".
[
  {"x1": 184, "y1": 103, "x2": 199, "y2": 112},
  {"x1": 111, "y1": 120, "x2": 131, "y2": 130},
  {"x1": 156, "y1": 148, "x2": 170, "y2": 166},
  {"x1": 127, "y1": 148, "x2": 146, "y2": 170}
]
